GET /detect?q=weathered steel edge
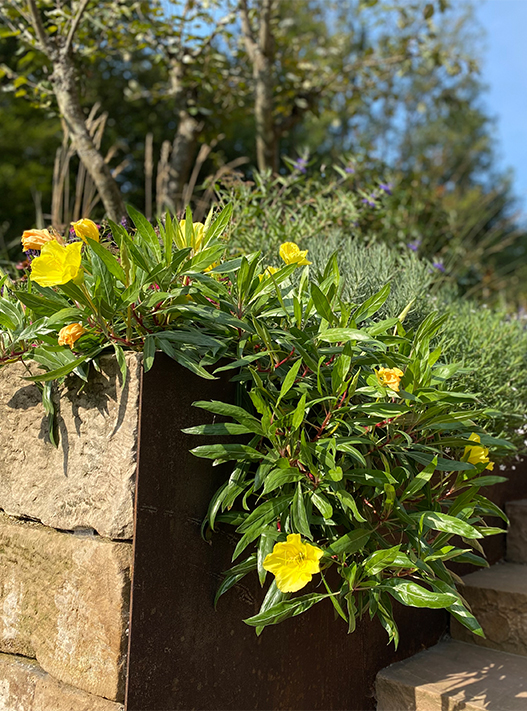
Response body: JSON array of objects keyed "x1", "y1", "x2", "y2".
[{"x1": 124, "y1": 354, "x2": 527, "y2": 711}]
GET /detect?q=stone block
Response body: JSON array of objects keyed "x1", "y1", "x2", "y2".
[
  {"x1": 506, "y1": 499, "x2": 527, "y2": 564},
  {"x1": 376, "y1": 639, "x2": 527, "y2": 711},
  {"x1": 0, "y1": 515, "x2": 131, "y2": 701},
  {"x1": 450, "y1": 562, "x2": 527, "y2": 656},
  {"x1": 0, "y1": 354, "x2": 141, "y2": 539},
  {"x1": 0, "y1": 652, "x2": 122, "y2": 710}
]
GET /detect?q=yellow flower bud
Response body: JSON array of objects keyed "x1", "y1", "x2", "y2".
[
  {"x1": 258, "y1": 266, "x2": 279, "y2": 281},
  {"x1": 279, "y1": 242, "x2": 311, "y2": 266},
  {"x1": 178, "y1": 220, "x2": 205, "y2": 251},
  {"x1": 58, "y1": 323, "x2": 86, "y2": 348},
  {"x1": 21, "y1": 228, "x2": 54, "y2": 251},
  {"x1": 71, "y1": 218, "x2": 100, "y2": 243},
  {"x1": 30, "y1": 241, "x2": 83, "y2": 288},
  {"x1": 463, "y1": 433, "x2": 494, "y2": 470}
]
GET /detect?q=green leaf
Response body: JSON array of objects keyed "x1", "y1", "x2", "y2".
[
  {"x1": 127, "y1": 203, "x2": 161, "y2": 259},
  {"x1": 182, "y1": 422, "x2": 255, "y2": 436},
  {"x1": 214, "y1": 555, "x2": 257, "y2": 608},
  {"x1": 292, "y1": 483, "x2": 312, "y2": 539},
  {"x1": 336, "y1": 490, "x2": 366, "y2": 522},
  {"x1": 113, "y1": 343, "x2": 127, "y2": 385},
  {"x1": 277, "y1": 359, "x2": 302, "y2": 406},
  {"x1": 312, "y1": 492, "x2": 333, "y2": 519},
  {"x1": 363, "y1": 546, "x2": 400, "y2": 576},
  {"x1": 291, "y1": 393, "x2": 307, "y2": 430},
  {"x1": 23, "y1": 356, "x2": 88, "y2": 382},
  {"x1": 193, "y1": 400, "x2": 263, "y2": 434},
  {"x1": 401, "y1": 456, "x2": 437, "y2": 501},
  {"x1": 318, "y1": 328, "x2": 376, "y2": 343},
  {"x1": 419, "y1": 512, "x2": 484, "y2": 539},
  {"x1": 190, "y1": 443, "x2": 262, "y2": 461},
  {"x1": 311, "y1": 283, "x2": 335, "y2": 323},
  {"x1": 382, "y1": 579, "x2": 457, "y2": 608},
  {"x1": 406, "y1": 452, "x2": 474, "y2": 472},
  {"x1": 262, "y1": 468, "x2": 304, "y2": 494},
  {"x1": 257, "y1": 533, "x2": 277, "y2": 586},
  {"x1": 328, "y1": 529, "x2": 370, "y2": 557},
  {"x1": 244, "y1": 593, "x2": 328, "y2": 628},
  {"x1": 352, "y1": 284, "x2": 390, "y2": 323},
  {"x1": 254, "y1": 580, "x2": 287, "y2": 635},
  {"x1": 143, "y1": 334, "x2": 156, "y2": 372},
  {"x1": 86, "y1": 238, "x2": 126, "y2": 283}
]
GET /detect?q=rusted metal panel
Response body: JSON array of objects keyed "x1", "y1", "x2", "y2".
[{"x1": 126, "y1": 354, "x2": 479, "y2": 710}]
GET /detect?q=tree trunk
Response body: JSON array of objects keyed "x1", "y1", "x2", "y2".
[
  {"x1": 51, "y1": 61, "x2": 126, "y2": 223},
  {"x1": 240, "y1": 0, "x2": 278, "y2": 173},
  {"x1": 253, "y1": 48, "x2": 277, "y2": 172},
  {"x1": 166, "y1": 110, "x2": 202, "y2": 213}
]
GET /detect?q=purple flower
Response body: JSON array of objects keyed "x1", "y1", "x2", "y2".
[
  {"x1": 407, "y1": 239, "x2": 422, "y2": 252},
  {"x1": 293, "y1": 157, "x2": 308, "y2": 174},
  {"x1": 379, "y1": 182, "x2": 393, "y2": 195},
  {"x1": 361, "y1": 195, "x2": 377, "y2": 208},
  {"x1": 432, "y1": 260, "x2": 445, "y2": 273},
  {"x1": 345, "y1": 166, "x2": 355, "y2": 174}
]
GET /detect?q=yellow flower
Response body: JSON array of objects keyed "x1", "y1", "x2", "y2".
[
  {"x1": 178, "y1": 220, "x2": 205, "y2": 251},
  {"x1": 21, "y1": 228, "x2": 54, "y2": 251},
  {"x1": 464, "y1": 433, "x2": 494, "y2": 470},
  {"x1": 263, "y1": 533, "x2": 323, "y2": 593},
  {"x1": 279, "y1": 242, "x2": 311, "y2": 266},
  {"x1": 58, "y1": 323, "x2": 86, "y2": 348},
  {"x1": 71, "y1": 218, "x2": 100, "y2": 243},
  {"x1": 258, "y1": 266, "x2": 279, "y2": 281},
  {"x1": 30, "y1": 241, "x2": 83, "y2": 288},
  {"x1": 376, "y1": 367, "x2": 404, "y2": 392}
]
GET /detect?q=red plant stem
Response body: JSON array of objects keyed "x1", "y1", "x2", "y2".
[{"x1": 274, "y1": 348, "x2": 295, "y2": 369}]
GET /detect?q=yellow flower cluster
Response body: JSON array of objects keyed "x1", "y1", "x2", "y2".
[
  {"x1": 263, "y1": 533, "x2": 323, "y2": 592},
  {"x1": 376, "y1": 367, "x2": 404, "y2": 392},
  {"x1": 20, "y1": 219, "x2": 99, "y2": 288},
  {"x1": 463, "y1": 433, "x2": 494, "y2": 470}
]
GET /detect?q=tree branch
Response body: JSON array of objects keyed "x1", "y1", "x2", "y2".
[
  {"x1": 63, "y1": 0, "x2": 90, "y2": 56},
  {"x1": 27, "y1": 0, "x2": 51, "y2": 56},
  {"x1": 239, "y1": 0, "x2": 257, "y2": 60},
  {"x1": 191, "y1": 11, "x2": 236, "y2": 59}
]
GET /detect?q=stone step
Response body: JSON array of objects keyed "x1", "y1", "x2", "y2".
[
  {"x1": 450, "y1": 562, "x2": 527, "y2": 656},
  {"x1": 506, "y1": 499, "x2": 527, "y2": 564},
  {"x1": 376, "y1": 639, "x2": 527, "y2": 710},
  {"x1": 0, "y1": 653, "x2": 123, "y2": 711}
]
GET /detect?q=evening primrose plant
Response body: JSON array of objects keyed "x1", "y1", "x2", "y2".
[{"x1": 0, "y1": 206, "x2": 514, "y2": 645}]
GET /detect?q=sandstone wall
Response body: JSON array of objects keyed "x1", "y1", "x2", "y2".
[
  {"x1": 0, "y1": 355, "x2": 139, "y2": 709},
  {"x1": 0, "y1": 354, "x2": 141, "y2": 539}
]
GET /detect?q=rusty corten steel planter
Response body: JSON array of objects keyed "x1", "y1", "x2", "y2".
[{"x1": 124, "y1": 354, "x2": 526, "y2": 711}]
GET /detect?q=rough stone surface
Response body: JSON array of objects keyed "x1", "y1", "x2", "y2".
[
  {"x1": 376, "y1": 639, "x2": 527, "y2": 711},
  {"x1": 0, "y1": 515, "x2": 132, "y2": 701},
  {"x1": 0, "y1": 354, "x2": 141, "y2": 539},
  {"x1": 0, "y1": 652, "x2": 123, "y2": 710},
  {"x1": 450, "y1": 562, "x2": 527, "y2": 657},
  {"x1": 507, "y1": 499, "x2": 527, "y2": 564}
]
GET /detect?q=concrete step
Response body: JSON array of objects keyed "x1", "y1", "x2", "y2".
[
  {"x1": 376, "y1": 639, "x2": 527, "y2": 710},
  {"x1": 450, "y1": 562, "x2": 527, "y2": 656},
  {"x1": 507, "y1": 499, "x2": 527, "y2": 564}
]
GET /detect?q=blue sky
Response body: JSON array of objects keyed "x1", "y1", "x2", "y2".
[{"x1": 476, "y1": 0, "x2": 527, "y2": 210}]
